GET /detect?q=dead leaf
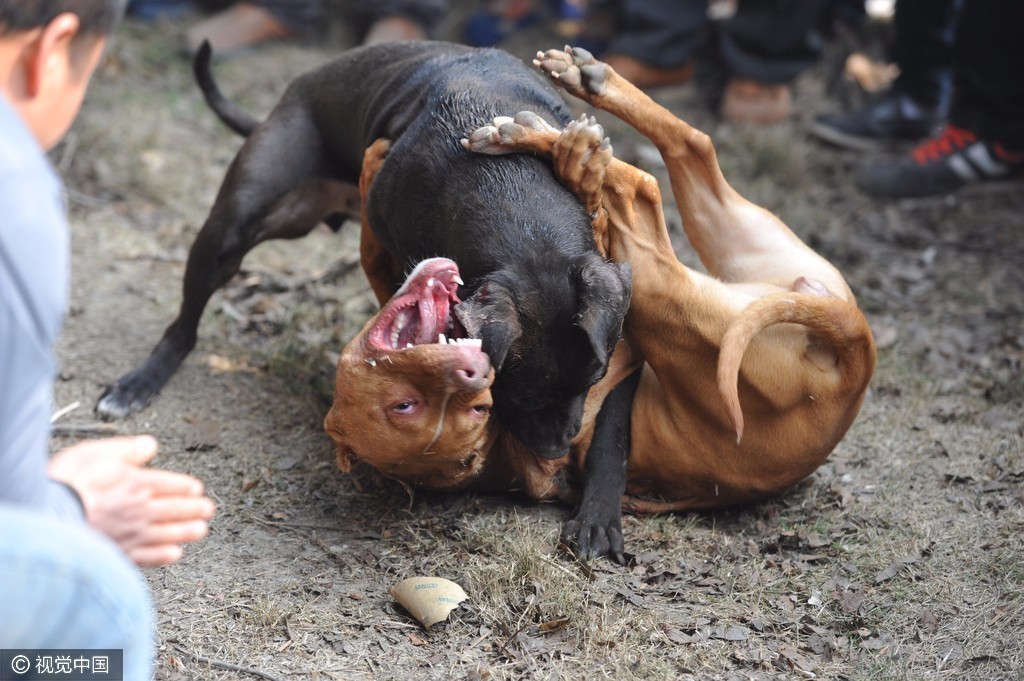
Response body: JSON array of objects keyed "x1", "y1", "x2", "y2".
[
  {"x1": 837, "y1": 589, "x2": 866, "y2": 614},
  {"x1": 538, "y1": 617, "x2": 570, "y2": 633},
  {"x1": 920, "y1": 609, "x2": 939, "y2": 633},
  {"x1": 722, "y1": 626, "x2": 750, "y2": 641},
  {"x1": 406, "y1": 633, "x2": 428, "y2": 646},
  {"x1": 184, "y1": 419, "x2": 220, "y2": 451},
  {"x1": 860, "y1": 633, "x2": 893, "y2": 651},
  {"x1": 274, "y1": 453, "x2": 303, "y2": 471},
  {"x1": 615, "y1": 588, "x2": 648, "y2": 608},
  {"x1": 779, "y1": 644, "x2": 815, "y2": 673},
  {"x1": 875, "y1": 554, "x2": 921, "y2": 584},
  {"x1": 659, "y1": 625, "x2": 695, "y2": 645},
  {"x1": 981, "y1": 406, "x2": 1021, "y2": 432}
]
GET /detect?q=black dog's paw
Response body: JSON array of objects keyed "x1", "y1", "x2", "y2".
[
  {"x1": 560, "y1": 500, "x2": 626, "y2": 564},
  {"x1": 533, "y1": 46, "x2": 610, "y2": 98},
  {"x1": 95, "y1": 372, "x2": 159, "y2": 420}
]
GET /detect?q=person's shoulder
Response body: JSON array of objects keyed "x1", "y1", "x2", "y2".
[{"x1": 0, "y1": 96, "x2": 53, "y2": 178}]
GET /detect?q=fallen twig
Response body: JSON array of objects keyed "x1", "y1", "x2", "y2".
[
  {"x1": 50, "y1": 423, "x2": 121, "y2": 436},
  {"x1": 172, "y1": 646, "x2": 284, "y2": 681}
]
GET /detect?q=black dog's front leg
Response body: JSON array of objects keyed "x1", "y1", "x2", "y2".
[{"x1": 561, "y1": 367, "x2": 642, "y2": 564}]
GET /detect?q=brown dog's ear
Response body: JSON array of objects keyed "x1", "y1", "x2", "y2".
[
  {"x1": 324, "y1": 411, "x2": 358, "y2": 472},
  {"x1": 575, "y1": 259, "x2": 632, "y2": 366},
  {"x1": 454, "y1": 280, "x2": 522, "y2": 371}
]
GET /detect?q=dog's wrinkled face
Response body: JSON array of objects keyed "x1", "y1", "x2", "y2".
[
  {"x1": 325, "y1": 258, "x2": 496, "y2": 489},
  {"x1": 455, "y1": 253, "x2": 632, "y2": 459}
]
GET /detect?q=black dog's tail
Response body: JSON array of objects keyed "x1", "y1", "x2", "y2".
[{"x1": 192, "y1": 40, "x2": 261, "y2": 137}]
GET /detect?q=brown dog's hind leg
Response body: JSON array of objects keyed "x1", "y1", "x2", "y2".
[
  {"x1": 535, "y1": 46, "x2": 850, "y2": 299},
  {"x1": 359, "y1": 138, "x2": 406, "y2": 306}
]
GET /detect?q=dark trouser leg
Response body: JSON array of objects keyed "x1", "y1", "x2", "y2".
[
  {"x1": 949, "y1": 0, "x2": 1024, "y2": 148},
  {"x1": 249, "y1": 0, "x2": 322, "y2": 33},
  {"x1": 719, "y1": 0, "x2": 828, "y2": 84},
  {"x1": 891, "y1": 0, "x2": 960, "y2": 110},
  {"x1": 606, "y1": 0, "x2": 707, "y2": 69}
]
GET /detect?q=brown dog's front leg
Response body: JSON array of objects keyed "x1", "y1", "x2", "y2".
[
  {"x1": 463, "y1": 113, "x2": 615, "y2": 254},
  {"x1": 359, "y1": 138, "x2": 406, "y2": 305}
]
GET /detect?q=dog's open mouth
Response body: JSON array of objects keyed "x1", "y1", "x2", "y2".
[{"x1": 367, "y1": 258, "x2": 480, "y2": 351}]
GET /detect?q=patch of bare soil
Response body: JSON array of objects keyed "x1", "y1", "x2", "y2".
[{"x1": 53, "y1": 6, "x2": 1021, "y2": 680}]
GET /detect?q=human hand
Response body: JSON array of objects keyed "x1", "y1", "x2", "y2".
[{"x1": 48, "y1": 435, "x2": 215, "y2": 567}]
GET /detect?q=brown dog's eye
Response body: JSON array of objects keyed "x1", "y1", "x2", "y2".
[
  {"x1": 392, "y1": 401, "x2": 417, "y2": 414},
  {"x1": 472, "y1": 404, "x2": 490, "y2": 414}
]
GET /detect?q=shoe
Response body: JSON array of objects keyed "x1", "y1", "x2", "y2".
[
  {"x1": 602, "y1": 54, "x2": 694, "y2": 89},
  {"x1": 720, "y1": 78, "x2": 792, "y2": 125},
  {"x1": 856, "y1": 125, "x2": 1024, "y2": 198},
  {"x1": 810, "y1": 89, "x2": 944, "y2": 151},
  {"x1": 363, "y1": 15, "x2": 427, "y2": 45},
  {"x1": 182, "y1": 2, "x2": 298, "y2": 58}
]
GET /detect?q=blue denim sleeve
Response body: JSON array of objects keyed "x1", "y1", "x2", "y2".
[{"x1": 0, "y1": 157, "x2": 84, "y2": 522}]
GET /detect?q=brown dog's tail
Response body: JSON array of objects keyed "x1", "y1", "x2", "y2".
[
  {"x1": 192, "y1": 40, "x2": 261, "y2": 138},
  {"x1": 717, "y1": 291, "x2": 876, "y2": 443}
]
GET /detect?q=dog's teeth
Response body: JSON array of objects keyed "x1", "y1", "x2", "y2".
[
  {"x1": 406, "y1": 343, "x2": 414, "y2": 349},
  {"x1": 438, "y1": 333, "x2": 447, "y2": 345},
  {"x1": 427, "y1": 278, "x2": 435, "y2": 287},
  {"x1": 453, "y1": 275, "x2": 464, "y2": 286},
  {"x1": 390, "y1": 330, "x2": 399, "y2": 347}
]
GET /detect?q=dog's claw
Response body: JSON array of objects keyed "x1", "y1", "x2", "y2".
[
  {"x1": 560, "y1": 502, "x2": 626, "y2": 564},
  {"x1": 512, "y1": 110, "x2": 559, "y2": 133},
  {"x1": 463, "y1": 113, "x2": 560, "y2": 156},
  {"x1": 461, "y1": 125, "x2": 505, "y2": 155}
]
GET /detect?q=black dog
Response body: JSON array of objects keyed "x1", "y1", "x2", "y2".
[{"x1": 97, "y1": 41, "x2": 630, "y2": 462}]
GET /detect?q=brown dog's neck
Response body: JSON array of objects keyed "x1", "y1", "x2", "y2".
[{"x1": 470, "y1": 431, "x2": 578, "y2": 503}]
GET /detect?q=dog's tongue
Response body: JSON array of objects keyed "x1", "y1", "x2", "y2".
[{"x1": 414, "y1": 278, "x2": 452, "y2": 344}]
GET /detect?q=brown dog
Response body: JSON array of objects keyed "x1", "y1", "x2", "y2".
[{"x1": 325, "y1": 47, "x2": 875, "y2": 553}]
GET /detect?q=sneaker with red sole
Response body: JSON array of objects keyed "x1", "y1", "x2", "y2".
[{"x1": 856, "y1": 124, "x2": 1024, "y2": 198}]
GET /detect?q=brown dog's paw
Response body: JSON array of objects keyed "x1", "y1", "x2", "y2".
[
  {"x1": 534, "y1": 45, "x2": 610, "y2": 98},
  {"x1": 460, "y1": 113, "x2": 558, "y2": 155},
  {"x1": 552, "y1": 114, "x2": 612, "y2": 215}
]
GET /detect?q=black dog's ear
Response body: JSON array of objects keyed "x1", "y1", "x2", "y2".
[
  {"x1": 575, "y1": 259, "x2": 632, "y2": 366},
  {"x1": 454, "y1": 280, "x2": 523, "y2": 371},
  {"x1": 479, "y1": 320, "x2": 520, "y2": 371}
]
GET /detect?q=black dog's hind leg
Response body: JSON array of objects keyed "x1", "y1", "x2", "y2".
[
  {"x1": 96, "y1": 118, "x2": 357, "y2": 419},
  {"x1": 561, "y1": 367, "x2": 642, "y2": 564}
]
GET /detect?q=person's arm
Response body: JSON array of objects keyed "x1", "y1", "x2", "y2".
[{"x1": 0, "y1": 170, "x2": 85, "y2": 521}]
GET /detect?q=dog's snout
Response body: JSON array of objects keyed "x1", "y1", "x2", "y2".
[{"x1": 448, "y1": 351, "x2": 492, "y2": 392}]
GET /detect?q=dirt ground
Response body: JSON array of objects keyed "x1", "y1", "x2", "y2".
[{"x1": 51, "y1": 5, "x2": 1022, "y2": 680}]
